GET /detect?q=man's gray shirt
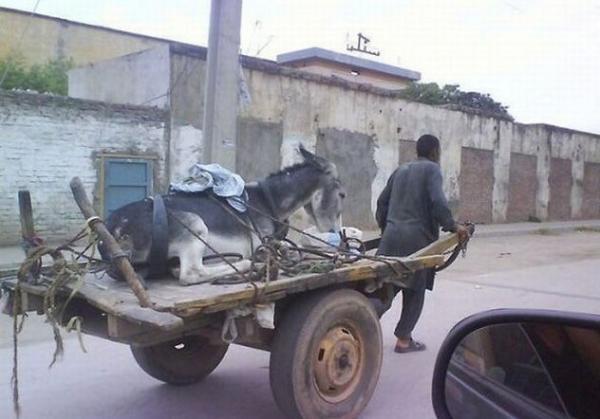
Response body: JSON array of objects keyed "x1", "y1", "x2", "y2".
[{"x1": 375, "y1": 158, "x2": 456, "y2": 289}]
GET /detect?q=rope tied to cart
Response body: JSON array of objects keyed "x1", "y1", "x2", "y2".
[
  {"x1": 200, "y1": 195, "x2": 431, "y2": 285},
  {"x1": 161, "y1": 192, "x2": 472, "y2": 305},
  {"x1": 10, "y1": 224, "x2": 100, "y2": 417}
]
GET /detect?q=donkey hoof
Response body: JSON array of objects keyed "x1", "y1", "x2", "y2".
[
  {"x1": 178, "y1": 270, "x2": 204, "y2": 286},
  {"x1": 178, "y1": 277, "x2": 197, "y2": 286}
]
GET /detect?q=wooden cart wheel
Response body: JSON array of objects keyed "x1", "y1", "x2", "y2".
[
  {"x1": 270, "y1": 289, "x2": 383, "y2": 418},
  {"x1": 131, "y1": 336, "x2": 228, "y2": 385}
]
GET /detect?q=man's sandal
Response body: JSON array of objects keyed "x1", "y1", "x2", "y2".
[{"x1": 394, "y1": 339, "x2": 427, "y2": 353}]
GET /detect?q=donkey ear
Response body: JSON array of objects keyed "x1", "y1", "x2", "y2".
[
  {"x1": 299, "y1": 144, "x2": 332, "y2": 172},
  {"x1": 299, "y1": 144, "x2": 317, "y2": 163}
]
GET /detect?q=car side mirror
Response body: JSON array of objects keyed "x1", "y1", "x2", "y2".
[{"x1": 432, "y1": 309, "x2": 600, "y2": 419}]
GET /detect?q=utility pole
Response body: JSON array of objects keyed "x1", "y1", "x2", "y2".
[{"x1": 202, "y1": 0, "x2": 243, "y2": 170}]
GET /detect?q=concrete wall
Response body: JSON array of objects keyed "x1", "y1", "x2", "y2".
[
  {"x1": 240, "y1": 64, "x2": 600, "y2": 227},
  {"x1": 237, "y1": 118, "x2": 283, "y2": 181},
  {"x1": 69, "y1": 46, "x2": 171, "y2": 108},
  {"x1": 0, "y1": 7, "x2": 167, "y2": 66},
  {"x1": 167, "y1": 50, "x2": 207, "y2": 182},
  {"x1": 285, "y1": 59, "x2": 412, "y2": 90},
  {"x1": 0, "y1": 91, "x2": 168, "y2": 245},
  {"x1": 316, "y1": 128, "x2": 378, "y2": 228},
  {"x1": 398, "y1": 139, "x2": 417, "y2": 166},
  {"x1": 67, "y1": 47, "x2": 600, "y2": 229}
]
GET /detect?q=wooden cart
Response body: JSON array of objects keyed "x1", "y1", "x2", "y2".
[{"x1": 0, "y1": 181, "x2": 469, "y2": 419}]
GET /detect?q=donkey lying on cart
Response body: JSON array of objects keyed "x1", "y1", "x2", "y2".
[{"x1": 100, "y1": 146, "x2": 346, "y2": 285}]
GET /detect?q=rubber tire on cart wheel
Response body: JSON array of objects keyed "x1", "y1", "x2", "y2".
[
  {"x1": 270, "y1": 289, "x2": 383, "y2": 418},
  {"x1": 131, "y1": 336, "x2": 228, "y2": 385}
]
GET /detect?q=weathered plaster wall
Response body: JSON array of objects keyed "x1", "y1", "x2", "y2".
[
  {"x1": 68, "y1": 46, "x2": 171, "y2": 108},
  {"x1": 169, "y1": 50, "x2": 207, "y2": 128},
  {"x1": 66, "y1": 47, "x2": 600, "y2": 227},
  {"x1": 398, "y1": 139, "x2": 417, "y2": 166},
  {"x1": 166, "y1": 51, "x2": 207, "y2": 181},
  {"x1": 0, "y1": 91, "x2": 168, "y2": 245},
  {"x1": 238, "y1": 67, "x2": 503, "y2": 226},
  {"x1": 237, "y1": 64, "x2": 600, "y2": 226},
  {"x1": 0, "y1": 7, "x2": 167, "y2": 66},
  {"x1": 169, "y1": 124, "x2": 203, "y2": 182},
  {"x1": 236, "y1": 119, "x2": 282, "y2": 181},
  {"x1": 316, "y1": 128, "x2": 377, "y2": 228}
]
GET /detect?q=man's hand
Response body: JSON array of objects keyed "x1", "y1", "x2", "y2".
[{"x1": 456, "y1": 224, "x2": 471, "y2": 244}]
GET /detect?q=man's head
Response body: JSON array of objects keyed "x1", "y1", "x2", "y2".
[{"x1": 416, "y1": 134, "x2": 441, "y2": 163}]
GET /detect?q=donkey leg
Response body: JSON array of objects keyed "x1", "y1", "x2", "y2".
[
  {"x1": 167, "y1": 211, "x2": 211, "y2": 285},
  {"x1": 184, "y1": 259, "x2": 252, "y2": 285},
  {"x1": 169, "y1": 211, "x2": 253, "y2": 285},
  {"x1": 174, "y1": 235, "x2": 252, "y2": 286},
  {"x1": 179, "y1": 259, "x2": 252, "y2": 286},
  {"x1": 177, "y1": 240, "x2": 211, "y2": 285}
]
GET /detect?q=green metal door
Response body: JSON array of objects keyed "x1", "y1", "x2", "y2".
[{"x1": 104, "y1": 159, "x2": 152, "y2": 217}]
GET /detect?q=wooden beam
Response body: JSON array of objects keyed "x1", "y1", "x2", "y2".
[
  {"x1": 411, "y1": 232, "x2": 459, "y2": 258},
  {"x1": 18, "y1": 190, "x2": 35, "y2": 241},
  {"x1": 69, "y1": 177, "x2": 153, "y2": 309},
  {"x1": 172, "y1": 254, "x2": 445, "y2": 312}
]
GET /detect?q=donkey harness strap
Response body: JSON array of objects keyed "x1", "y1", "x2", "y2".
[
  {"x1": 147, "y1": 195, "x2": 170, "y2": 279},
  {"x1": 258, "y1": 182, "x2": 289, "y2": 240}
]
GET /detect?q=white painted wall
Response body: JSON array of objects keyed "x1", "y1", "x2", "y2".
[
  {"x1": 169, "y1": 125, "x2": 203, "y2": 182},
  {"x1": 0, "y1": 91, "x2": 168, "y2": 245},
  {"x1": 68, "y1": 45, "x2": 171, "y2": 108}
]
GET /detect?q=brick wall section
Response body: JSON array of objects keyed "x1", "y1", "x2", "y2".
[
  {"x1": 548, "y1": 158, "x2": 573, "y2": 220},
  {"x1": 507, "y1": 153, "x2": 538, "y2": 221},
  {"x1": 582, "y1": 162, "x2": 600, "y2": 219},
  {"x1": 458, "y1": 148, "x2": 494, "y2": 223},
  {"x1": 0, "y1": 91, "x2": 168, "y2": 245}
]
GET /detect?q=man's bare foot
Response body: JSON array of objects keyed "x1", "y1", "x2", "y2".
[{"x1": 396, "y1": 338, "x2": 411, "y2": 348}]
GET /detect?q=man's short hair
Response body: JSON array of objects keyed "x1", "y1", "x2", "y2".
[{"x1": 416, "y1": 134, "x2": 440, "y2": 158}]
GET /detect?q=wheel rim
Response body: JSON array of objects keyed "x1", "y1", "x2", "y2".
[{"x1": 313, "y1": 325, "x2": 364, "y2": 403}]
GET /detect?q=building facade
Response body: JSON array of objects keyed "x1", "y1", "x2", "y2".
[
  {"x1": 68, "y1": 44, "x2": 600, "y2": 230},
  {"x1": 277, "y1": 47, "x2": 420, "y2": 90},
  {"x1": 1, "y1": 8, "x2": 598, "y2": 245},
  {"x1": 0, "y1": 6, "x2": 169, "y2": 66}
]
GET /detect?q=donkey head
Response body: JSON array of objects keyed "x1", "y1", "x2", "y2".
[{"x1": 299, "y1": 145, "x2": 346, "y2": 233}]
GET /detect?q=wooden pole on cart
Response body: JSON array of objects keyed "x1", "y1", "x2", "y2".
[
  {"x1": 18, "y1": 191, "x2": 36, "y2": 243},
  {"x1": 18, "y1": 190, "x2": 43, "y2": 278},
  {"x1": 69, "y1": 177, "x2": 153, "y2": 308}
]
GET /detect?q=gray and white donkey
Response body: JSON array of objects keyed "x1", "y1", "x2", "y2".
[{"x1": 101, "y1": 146, "x2": 345, "y2": 285}]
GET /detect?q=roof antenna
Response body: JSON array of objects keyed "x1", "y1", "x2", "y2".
[{"x1": 346, "y1": 32, "x2": 380, "y2": 56}]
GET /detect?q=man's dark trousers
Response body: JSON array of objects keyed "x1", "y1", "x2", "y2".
[
  {"x1": 374, "y1": 158, "x2": 456, "y2": 340},
  {"x1": 393, "y1": 270, "x2": 429, "y2": 338}
]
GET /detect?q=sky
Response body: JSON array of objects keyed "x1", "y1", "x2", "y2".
[{"x1": 2, "y1": 0, "x2": 599, "y2": 133}]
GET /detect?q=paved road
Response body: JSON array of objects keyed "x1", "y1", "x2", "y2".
[{"x1": 1, "y1": 231, "x2": 599, "y2": 419}]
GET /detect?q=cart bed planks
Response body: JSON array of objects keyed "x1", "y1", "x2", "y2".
[{"x1": 2, "y1": 248, "x2": 447, "y2": 330}]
